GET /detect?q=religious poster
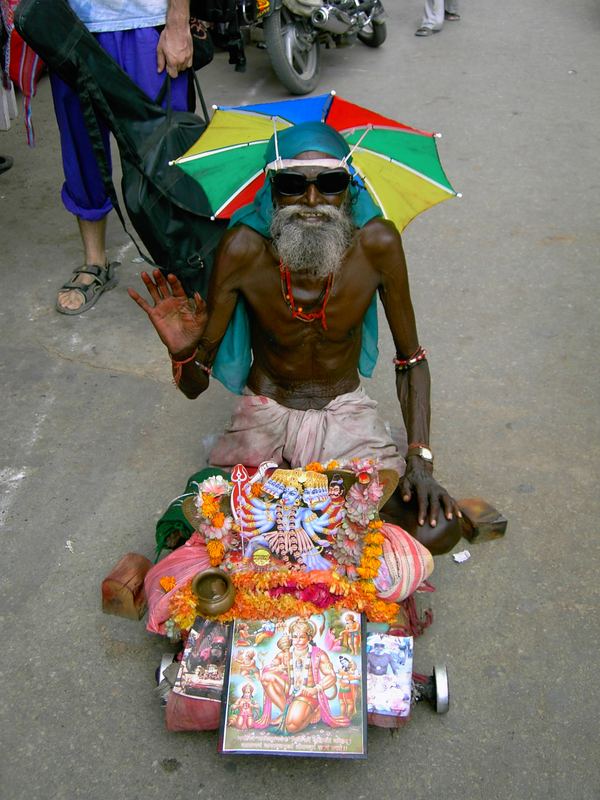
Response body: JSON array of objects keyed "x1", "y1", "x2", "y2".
[
  {"x1": 172, "y1": 617, "x2": 229, "y2": 702},
  {"x1": 366, "y1": 633, "x2": 413, "y2": 719},
  {"x1": 219, "y1": 610, "x2": 367, "y2": 758}
]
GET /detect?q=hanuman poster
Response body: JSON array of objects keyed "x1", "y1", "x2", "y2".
[{"x1": 219, "y1": 610, "x2": 366, "y2": 758}]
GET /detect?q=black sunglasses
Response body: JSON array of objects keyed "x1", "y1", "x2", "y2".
[{"x1": 271, "y1": 168, "x2": 351, "y2": 197}]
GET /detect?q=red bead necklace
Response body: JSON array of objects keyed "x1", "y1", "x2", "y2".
[{"x1": 279, "y1": 260, "x2": 334, "y2": 330}]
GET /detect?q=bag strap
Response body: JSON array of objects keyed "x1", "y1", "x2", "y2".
[
  {"x1": 76, "y1": 66, "x2": 215, "y2": 273},
  {"x1": 77, "y1": 69, "x2": 158, "y2": 268},
  {"x1": 192, "y1": 70, "x2": 211, "y2": 123},
  {"x1": 155, "y1": 71, "x2": 210, "y2": 124}
]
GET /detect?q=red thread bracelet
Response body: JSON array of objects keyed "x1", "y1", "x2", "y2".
[
  {"x1": 393, "y1": 346, "x2": 428, "y2": 371},
  {"x1": 170, "y1": 349, "x2": 211, "y2": 387}
]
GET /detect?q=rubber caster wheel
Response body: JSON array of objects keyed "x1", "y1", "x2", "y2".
[
  {"x1": 412, "y1": 665, "x2": 450, "y2": 713},
  {"x1": 432, "y1": 664, "x2": 450, "y2": 714}
]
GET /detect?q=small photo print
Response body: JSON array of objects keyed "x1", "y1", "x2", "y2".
[
  {"x1": 366, "y1": 634, "x2": 413, "y2": 718},
  {"x1": 173, "y1": 617, "x2": 229, "y2": 702}
]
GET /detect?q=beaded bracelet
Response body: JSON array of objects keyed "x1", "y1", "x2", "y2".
[
  {"x1": 170, "y1": 348, "x2": 211, "y2": 387},
  {"x1": 393, "y1": 345, "x2": 428, "y2": 372}
]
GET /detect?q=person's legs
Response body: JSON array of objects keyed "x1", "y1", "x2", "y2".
[
  {"x1": 51, "y1": 70, "x2": 114, "y2": 312},
  {"x1": 52, "y1": 27, "x2": 190, "y2": 313},
  {"x1": 444, "y1": 0, "x2": 460, "y2": 20},
  {"x1": 417, "y1": 0, "x2": 445, "y2": 33},
  {"x1": 78, "y1": 217, "x2": 107, "y2": 265}
]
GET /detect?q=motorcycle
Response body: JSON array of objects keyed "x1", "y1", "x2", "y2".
[{"x1": 208, "y1": 0, "x2": 387, "y2": 95}]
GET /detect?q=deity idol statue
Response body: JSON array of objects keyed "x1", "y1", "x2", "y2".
[{"x1": 240, "y1": 469, "x2": 344, "y2": 570}]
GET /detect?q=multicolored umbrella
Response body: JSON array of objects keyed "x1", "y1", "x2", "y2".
[{"x1": 172, "y1": 92, "x2": 459, "y2": 233}]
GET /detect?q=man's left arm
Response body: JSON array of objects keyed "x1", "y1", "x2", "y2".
[
  {"x1": 367, "y1": 220, "x2": 461, "y2": 527},
  {"x1": 157, "y1": 0, "x2": 193, "y2": 78}
]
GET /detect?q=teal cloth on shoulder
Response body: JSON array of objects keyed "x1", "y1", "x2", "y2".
[
  {"x1": 212, "y1": 300, "x2": 252, "y2": 394},
  {"x1": 212, "y1": 121, "x2": 382, "y2": 393}
]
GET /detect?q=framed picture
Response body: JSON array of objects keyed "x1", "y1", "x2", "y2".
[
  {"x1": 366, "y1": 633, "x2": 413, "y2": 719},
  {"x1": 219, "y1": 610, "x2": 367, "y2": 758},
  {"x1": 172, "y1": 617, "x2": 229, "y2": 702}
]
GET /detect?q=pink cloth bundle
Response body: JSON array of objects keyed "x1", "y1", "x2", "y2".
[
  {"x1": 144, "y1": 533, "x2": 210, "y2": 635},
  {"x1": 375, "y1": 523, "x2": 434, "y2": 602},
  {"x1": 165, "y1": 691, "x2": 221, "y2": 732}
]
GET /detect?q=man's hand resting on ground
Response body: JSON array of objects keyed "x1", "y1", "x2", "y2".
[
  {"x1": 128, "y1": 270, "x2": 207, "y2": 359},
  {"x1": 400, "y1": 455, "x2": 462, "y2": 527}
]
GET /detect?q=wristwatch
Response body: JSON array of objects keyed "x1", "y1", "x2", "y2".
[{"x1": 407, "y1": 445, "x2": 434, "y2": 463}]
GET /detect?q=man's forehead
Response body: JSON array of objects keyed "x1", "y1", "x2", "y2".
[{"x1": 267, "y1": 149, "x2": 348, "y2": 176}]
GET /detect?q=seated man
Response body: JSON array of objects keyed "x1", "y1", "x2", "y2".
[{"x1": 129, "y1": 121, "x2": 461, "y2": 555}]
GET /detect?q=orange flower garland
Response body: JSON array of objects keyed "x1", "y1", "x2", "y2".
[
  {"x1": 211, "y1": 511, "x2": 225, "y2": 529},
  {"x1": 159, "y1": 575, "x2": 176, "y2": 592},
  {"x1": 167, "y1": 564, "x2": 399, "y2": 629},
  {"x1": 201, "y1": 495, "x2": 220, "y2": 517},
  {"x1": 163, "y1": 460, "x2": 400, "y2": 634},
  {"x1": 206, "y1": 539, "x2": 225, "y2": 566}
]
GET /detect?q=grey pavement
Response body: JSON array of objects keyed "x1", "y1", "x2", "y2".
[{"x1": 1, "y1": 1, "x2": 599, "y2": 798}]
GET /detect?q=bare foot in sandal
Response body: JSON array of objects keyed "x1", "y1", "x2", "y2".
[{"x1": 56, "y1": 262, "x2": 119, "y2": 315}]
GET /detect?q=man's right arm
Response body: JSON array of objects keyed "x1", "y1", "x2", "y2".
[
  {"x1": 129, "y1": 226, "x2": 257, "y2": 399},
  {"x1": 171, "y1": 227, "x2": 256, "y2": 398}
]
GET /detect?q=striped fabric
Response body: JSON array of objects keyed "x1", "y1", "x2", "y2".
[
  {"x1": 1, "y1": 0, "x2": 44, "y2": 145},
  {"x1": 377, "y1": 522, "x2": 434, "y2": 603}
]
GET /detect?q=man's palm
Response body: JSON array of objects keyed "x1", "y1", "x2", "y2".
[{"x1": 128, "y1": 271, "x2": 207, "y2": 357}]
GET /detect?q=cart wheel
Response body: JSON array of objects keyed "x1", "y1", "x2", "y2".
[{"x1": 432, "y1": 664, "x2": 450, "y2": 714}]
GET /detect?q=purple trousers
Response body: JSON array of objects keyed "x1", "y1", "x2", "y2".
[{"x1": 50, "y1": 27, "x2": 190, "y2": 221}]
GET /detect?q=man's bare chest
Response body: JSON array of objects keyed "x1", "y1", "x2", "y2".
[{"x1": 241, "y1": 252, "x2": 380, "y2": 343}]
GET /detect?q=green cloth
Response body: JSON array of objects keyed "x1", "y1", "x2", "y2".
[
  {"x1": 154, "y1": 467, "x2": 230, "y2": 559},
  {"x1": 212, "y1": 121, "x2": 382, "y2": 394}
]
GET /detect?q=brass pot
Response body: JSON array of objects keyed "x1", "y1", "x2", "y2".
[{"x1": 191, "y1": 568, "x2": 235, "y2": 616}]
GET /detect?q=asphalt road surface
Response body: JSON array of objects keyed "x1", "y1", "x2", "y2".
[{"x1": 1, "y1": 1, "x2": 599, "y2": 798}]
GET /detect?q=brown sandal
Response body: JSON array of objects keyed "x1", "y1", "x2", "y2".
[{"x1": 56, "y1": 262, "x2": 119, "y2": 315}]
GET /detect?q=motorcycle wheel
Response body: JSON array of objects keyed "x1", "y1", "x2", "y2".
[
  {"x1": 357, "y1": 20, "x2": 387, "y2": 48},
  {"x1": 263, "y1": 8, "x2": 320, "y2": 95}
]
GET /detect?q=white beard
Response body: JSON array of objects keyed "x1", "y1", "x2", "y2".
[{"x1": 270, "y1": 203, "x2": 354, "y2": 278}]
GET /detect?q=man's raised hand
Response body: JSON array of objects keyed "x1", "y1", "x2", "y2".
[{"x1": 128, "y1": 270, "x2": 207, "y2": 358}]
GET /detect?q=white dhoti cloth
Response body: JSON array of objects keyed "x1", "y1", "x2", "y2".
[{"x1": 209, "y1": 387, "x2": 407, "y2": 474}]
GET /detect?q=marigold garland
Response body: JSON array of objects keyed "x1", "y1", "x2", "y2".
[
  {"x1": 201, "y1": 495, "x2": 220, "y2": 517},
  {"x1": 211, "y1": 511, "x2": 225, "y2": 529},
  {"x1": 159, "y1": 575, "x2": 176, "y2": 592},
  {"x1": 167, "y1": 564, "x2": 399, "y2": 629},
  {"x1": 305, "y1": 462, "x2": 324, "y2": 473},
  {"x1": 163, "y1": 458, "x2": 401, "y2": 633},
  {"x1": 206, "y1": 539, "x2": 225, "y2": 566},
  {"x1": 169, "y1": 584, "x2": 198, "y2": 632}
]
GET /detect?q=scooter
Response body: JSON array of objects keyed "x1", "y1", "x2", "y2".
[{"x1": 213, "y1": 0, "x2": 388, "y2": 95}]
